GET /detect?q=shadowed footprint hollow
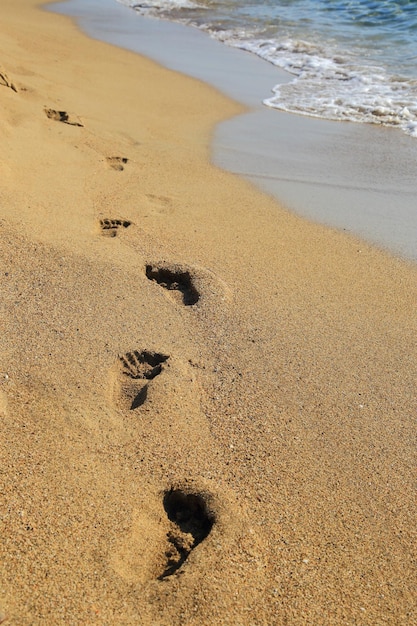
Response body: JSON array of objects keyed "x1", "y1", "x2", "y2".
[
  {"x1": 44, "y1": 108, "x2": 83, "y2": 127},
  {"x1": 119, "y1": 350, "x2": 169, "y2": 409},
  {"x1": 106, "y1": 156, "x2": 128, "y2": 171},
  {"x1": 145, "y1": 265, "x2": 199, "y2": 306},
  {"x1": 159, "y1": 489, "x2": 214, "y2": 580},
  {"x1": 100, "y1": 218, "x2": 131, "y2": 237}
]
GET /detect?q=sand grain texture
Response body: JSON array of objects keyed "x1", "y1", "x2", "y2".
[{"x1": 1, "y1": 1, "x2": 416, "y2": 624}]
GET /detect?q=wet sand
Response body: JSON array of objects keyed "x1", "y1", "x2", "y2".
[{"x1": 1, "y1": 1, "x2": 417, "y2": 624}]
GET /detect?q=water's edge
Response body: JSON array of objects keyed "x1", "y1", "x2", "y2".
[
  {"x1": 119, "y1": 0, "x2": 417, "y2": 139},
  {"x1": 48, "y1": 0, "x2": 417, "y2": 263}
]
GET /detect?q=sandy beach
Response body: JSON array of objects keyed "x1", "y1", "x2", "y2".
[{"x1": 1, "y1": 1, "x2": 417, "y2": 624}]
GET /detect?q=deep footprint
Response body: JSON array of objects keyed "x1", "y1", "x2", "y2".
[
  {"x1": 106, "y1": 156, "x2": 128, "y2": 171},
  {"x1": 119, "y1": 350, "x2": 169, "y2": 409},
  {"x1": 44, "y1": 108, "x2": 83, "y2": 127},
  {"x1": 145, "y1": 265, "x2": 199, "y2": 306},
  {"x1": 159, "y1": 489, "x2": 214, "y2": 579},
  {"x1": 100, "y1": 218, "x2": 131, "y2": 237}
]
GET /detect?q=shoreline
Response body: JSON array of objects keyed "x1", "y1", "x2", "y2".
[
  {"x1": 1, "y1": 1, "x2": 417, "y2": 624},
  {"x1": 51, "y1": 0, "x2": 417, "y2": 263}
]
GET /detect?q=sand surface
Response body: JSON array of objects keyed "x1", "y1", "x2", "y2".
[{"x1": 1, "y1": 1, "x2": 417, "y2": 624}]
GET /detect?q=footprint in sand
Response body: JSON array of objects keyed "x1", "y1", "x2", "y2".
[
  {"x1": 159, "y1": 488, "x2": 215, "y2": 579},
  {"x1": 0, "y1": 70, "x2": 17, "y2": 92},
  {"x1": 146, "y1": 264, "x2": 200, "y2": 306},
  {"x1": 145, "y1": 193, "x2": 174, "y2": 217},
  {"x1": 99, "y1": 218, "x2": 132, "y2": 237},
  {"x1": 106, "y1": 156, "x2": 129, "y2": 171},
  {"x1": 117, "y1": 350, "x2": 169, "y2": 410},
  {"x1": 44, "y1": 108, "x2": 83, "y2": 127}
]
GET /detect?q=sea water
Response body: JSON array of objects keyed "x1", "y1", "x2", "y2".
[{"x1": 117, "y1": 0, "x2": 417, "y2": 138}]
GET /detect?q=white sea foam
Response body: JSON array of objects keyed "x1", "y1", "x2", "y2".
[
  {"x1": 227, "y1": 37, "x2": 417, "y2": 137},
  {"x1": 116, "y1": 0, "x2": 417, "y2": 138},
  {"x1": 117, "y1": 0, "x2": 200, "y2": 14}
]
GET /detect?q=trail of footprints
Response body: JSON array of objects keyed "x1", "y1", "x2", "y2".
[
  {"x1": 13, "y1": 81, "x2": 215, "y2": 579},
  {"x1": 117, "y1": 349, "x2": 214, "y2": 577},
  {"x1": 98, "y1": 216, "x2": 201, "y2": 300},
  {"x1": 114, "y1": 263, "x2": 209, "y2": 577},
  {"x1": 2, "y1": 64, "x2": 127, "y2": 163},
  {"x1": 43, "y1": 103, "x2": 129, "y2": 170},
  {"x1": 101, "y1": 176, "x2": 208, "y2": 575}
]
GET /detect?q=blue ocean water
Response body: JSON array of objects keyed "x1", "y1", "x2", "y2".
[{"x1": 117, "y1": 0, "x2": 417, "y2": 137}]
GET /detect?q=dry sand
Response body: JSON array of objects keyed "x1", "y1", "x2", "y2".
[{"x1": 1, "y1": 1, "x2": 416, "y2": 624}]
